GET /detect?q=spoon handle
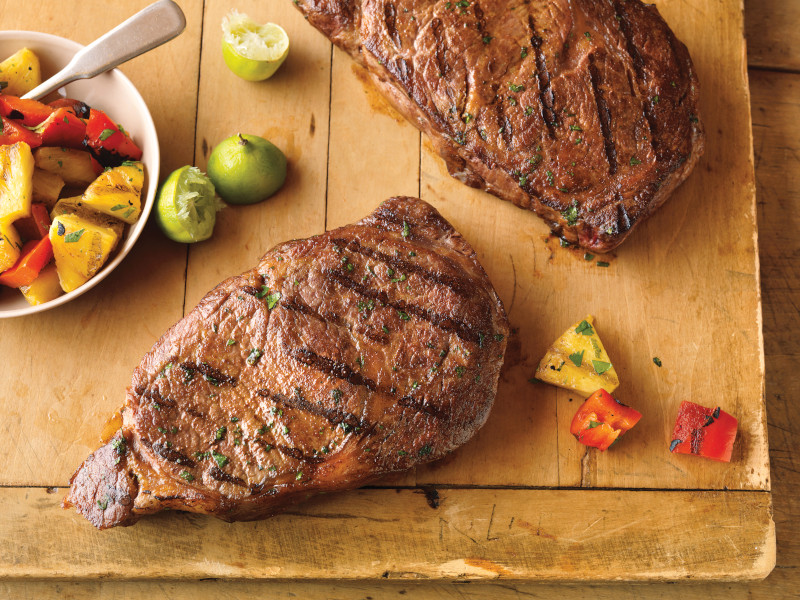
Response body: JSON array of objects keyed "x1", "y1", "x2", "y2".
[{"x1": 22, "y1": 0, "x2": 186, "y2": 100}]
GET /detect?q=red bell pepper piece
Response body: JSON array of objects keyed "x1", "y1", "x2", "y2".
[
  {"x1": 34, "y1": 108, "x2": 87, "y2": 148},
  {"x1": 570, "y1": 389, "x2": 642, "y2": 451},
  {"x1": 669, "y1": 401, "x2": 738, "y2": 462},
  {"x1": 0, "y1": 95, "x2": 54, "y2": 126},
  {"x1": 14, "y1": 203, "x2": 51, "y2": 241},
  {"x1": 0, "y1": 117, "x2": 42, "y2": 148},
  {"x1": 48, "y1": 97, "x2": 91, "y2": 119},
  {"x1": 0, "y1": 236, "x2": 53, "y2": 288},
  {"x1": 84, "y1": 109, "x2": 142, "y2": 162}
]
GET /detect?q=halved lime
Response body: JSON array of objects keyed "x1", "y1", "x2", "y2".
[
  {"x1": 155, "y1": 166, "x2": 222, "y2": 243},
  {"x1": 221, "y1": 10, "x2": 289, "y2": 81}
]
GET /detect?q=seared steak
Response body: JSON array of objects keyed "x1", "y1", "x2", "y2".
[
  {"x1": 65, "y1": 197, "x2": 509, "y2": 528},
  {"x1": 295, "y1": 0, "x2": 704, "y2": 252}
]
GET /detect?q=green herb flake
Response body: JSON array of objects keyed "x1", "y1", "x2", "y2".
[
  {"x1": 266, "y1": 292, "x2": 281, "y2": 310},
  {"x1": 111, "y1": 438, "x2": 127, "y2": 456},
  {"x1": 180, "y1": 471, "x2": 195, "y2": 482},
  {"x1": 296, "y1": 471, "x2": 304, "y2": 481},
  {"x1": 559, "y1": 238, "x2": 570, "y2": 248},
  {"x1": 592, "y1": 360, "x2": 612, "y2": 375},
  {"x1": 591, "y1": 338, "x2": 602, "y2": 358},
  {"x1": 653, "y1": 357, "x2": 663, "y2": 368},
  {"x1": 652, "y1": 95, "x2": 660, "y2": 104},
  {"x1": 402, "y1": 220, "x2": 411, "y2": 238},
  {"x1": 418, "y1": 444, "x2": 433, "y2": 457},
  {"x1": 521, "y1": 46, "x2": 528, "y2": 59},
  {"x1": 97, "y1": 497, "x2": 109, "y2": 511},
  {"x1": 157, "y1": 426, "x2": 167, "y2": 434},
  {"x1": 247, "y1": 348, "x2": 263, "y2": 366},
  {"x1": 211, "y1": 451, "x2": 229, "y2": 468},
  {"x1": 587, "y1": 420, "x2": 602, "y2": 429},
  {"x1": 569, "y1": 124, "x2": 583, "y2": 131},
  {"x1": 597, "y1": 261, "x2": 610, "y2": 267},
  {"x1": 584, "y1": 253, "x2": 594, "y2": 261},
  {"x1": 256, "y1": 285, "x2": 270, "y2": 299},
  {"x1": 482, "y1": 35, "x2": 493, "y2": 44},
  {"x1": 574, "y1": 320, "x2": 595, "y2": 336},
  {"x1": 509, "y1": 83, "x2": 525, "y2": 92},
  {"x1": 397, "y1": 310, "x2": 410, "y2": 321},
  {"x1": 226, "y1": 339, "x2": 236, "y2": 347},
  {"x1": 630, "y1": 156, "x2": 642, "y2": 166},
  {"x1": 64, "y1": 228, "x2": 85, "y2": 243},
  {"x1": 561, "y1": 203, "x2": 578, "y2": 226},
  {"x1": 382, "y1": 325, "x2": 390, "y2": 334},
  {"x1": 568, "y1": 350, "x2": 584, "y2": 367},
  {"x1": 455, "y1": 366, "x2": 466, "y2": 378},
  {"x1": 123, "y1": 208, "x2": 134, "y2": 219},
  {"x1": 110, "y1": 204, "x2": 127, "y2": 211},
  {"x1": 98, "y1": 128, "x2": 116, "y2": 141}
]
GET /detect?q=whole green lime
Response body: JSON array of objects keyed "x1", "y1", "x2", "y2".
[{"x1": 206, "y1": 134, "x2": 287, "y2": 205}]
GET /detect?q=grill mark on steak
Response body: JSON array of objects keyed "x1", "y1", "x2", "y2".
[
  {"x1": 257, "y1": 382, "x2": 368, "y2": 430},
  {"x1": 181, "y1": 361, "x2": 238, "y2": 387},
  {"x1": 140, "y1": 438, "x2": 196, "y2": 468},
  {"x1": 285, "y1": 346, "x2": 379, "y2": 393},
  {"x1": 209, "y1": 465, "x2": 247, "y2": 487},
  {"x1": 588, "y1": 54, "x2": 618, "y2": 175},
  {"x1": 431, "y1": 18, "x2": 448, "y2": 78},
  {"x1": 496, "y1": 103, "x2": 512, "y2": 148},
  {"x1": 240, "y1": 284, "x2": 263, "y2": 297},
  {"x1": 323, "y1": 268, "x2": 483, "y2": 344},
  {"x1": 136, "y1": 387, "x2": 177, "y2": 406},
  {"x1": 331, "y1": 236, "x2": 474, "y2": 298},
  {"x1": 384, "y1": 2, "x2": 402, "y2": 48},
  {"x1": 277, "y1": 445, "x2": 326, "y2": 464},
  {"x1": 528, "y1": 15, "x2": 557, "y2": 136},
  {"x1": 398, "y1": 395, "x2": 449, "y2": 420}
]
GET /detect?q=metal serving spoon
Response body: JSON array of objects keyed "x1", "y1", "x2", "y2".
[{"x1": 22, "y1": 0, "x2": 186, "y2": 100}]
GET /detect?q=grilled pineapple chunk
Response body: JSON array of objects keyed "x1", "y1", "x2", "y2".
[
  {"x1": 32, "y1": 168, "x2": 65, "y2": 209},
  {"x1": 0, "y1": 220, "x2": 22, "y2": 272},
  {"x1": 81, "y1": 162, "x2": 144, "y2": 224},
  {"x1": 0, "y1": 142, "x2": 34, "y2": 223},
  {"x1": 0, "y1": 47, "x2": 41, "y2": 96},
  {"x1": 20, "y1": 264, "x2": 62, "y2": 305},
  {"x1": 33, "y1": 147, "x2": 99, "y2": 186},
  {"x1": 535, "y1": 315, "x2": 620, "y2": 396},
  {"x1": 51, "y1": 197, "x2": 125, "y2": 241},
  {"x1": 49, "y1": 213, "x2": 120, "y2": 292}
]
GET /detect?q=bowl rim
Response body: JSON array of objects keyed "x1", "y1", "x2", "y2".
[{"x1": 0, "y1": 30, "x2": 160, "y2": 319}]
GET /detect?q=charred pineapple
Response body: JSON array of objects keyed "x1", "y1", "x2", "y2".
[
  {"x1": 81, "y1": 161, "x2": 143, "y2": 224},
  {"x1": 49, "y1": 212, "x2": 120, "y2": 292},
  {"x1": 535, "y1": 315, "x2": 620, "y2": 396},
  {"x1": 0, "y1": 141, "x2": 34, "y2": 223}
]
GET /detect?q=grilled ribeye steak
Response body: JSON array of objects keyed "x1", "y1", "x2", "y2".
[
  {"x1": 65, "y1": 197, "x2": 509, "y2": 528},
  {"x1": 295, "y1": 0, "x2": 704, "y2": 252}
]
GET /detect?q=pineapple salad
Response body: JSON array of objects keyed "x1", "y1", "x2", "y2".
[{"x1": 0, "y1": 47, "x2": 144, "y2": 305}]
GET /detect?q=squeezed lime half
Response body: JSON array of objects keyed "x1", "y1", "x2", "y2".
[
  {"x1": 155, "y1": 166, "x2": 222, "y2": 243},
  {"x1": 221, "y1": 10, "x2": 289, "y2": 81}
]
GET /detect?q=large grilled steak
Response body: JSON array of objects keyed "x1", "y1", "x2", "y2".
[
  {"x1": 295, "y1": 0, "x2": 704, "y2": 252},
  {"x1": 65, "y1": 197, "x2": 509, "y2": 528}
]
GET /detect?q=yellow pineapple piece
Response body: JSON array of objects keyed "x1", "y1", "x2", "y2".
[
  {"x1": 32, "y1": 168, "x2": 65, "y2": 209},
  {"x1": 49, "y1": 212, "x2": 120, "y2": 292},
  {"x1": 0, "y1": 221, "x2": 22, "y2": 272},
  {"x1": 535, "y1": 315, "x2": 620, "y2": 396},
  {"x1": 51, "y1": 196, "x2": 124, "y2": 241},
  {"x1": 20, "y1": 264, "x2": 63, "y2": 305},
  {"x1": 33, "y1": 147, "x2": 98, "y2": 186},
  {"x1": 0, "y1": 141, "x2": 34, "y2": 223},
  {"x1": 81, "y1": 162, "x2": 144, "y2": 224},
  {"x1": 0, "y1": 48, "x2": 41, "y2": 96}
]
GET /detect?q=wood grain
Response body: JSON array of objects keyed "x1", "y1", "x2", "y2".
[
  {"x1": 745, "y1": 0, "x2": 800, "y2": 71},
  {"x1": 5, "y1": 487, "x2": 774, "y2": 581}
]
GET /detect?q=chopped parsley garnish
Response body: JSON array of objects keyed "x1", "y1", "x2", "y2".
[
  {"x1": 482, "y1": 35, "x2": 493, "y2": 44},
  {"x1": 584, "y1": 253, "x2": 594, "y2": 261},
  {"x1": 561, "y1": 203, "x2": 579, "y2": 226},
  {"x1": 215, "y1": 427, "x2": 226, "y2": 440},
  {"x1": 266, "y1": 292, "x2": 281, "y2": 309},
  {"x1": 521, "y1": 46, "x2": 528, "y2": 59},
  {"x1": 397, "y1": 310, "x2": 410, "y2": 321},
  {"x1": 111, "y1": 438, "x2": 127, "y2": 455},
  {"x1": 98, "y1": 128, "x2": 116, "y2": 141},
  {"x1": 597, "y1": 261, "x2": 610, "y2": 267},
  {"x1": 509, "y1": 83, "x2": 525, "y2": 92},
  {"x1": 568, "y1": 350, "x2": 584, "y2": 367},
  {"x1": 157, "y1": 426, "x2": 167, "y2": 434},
  {"x1": 569, "y1": 124, "x2": 582, "y2": 131},
  {"x1": 559, "y1": 238, "x2": 570, "y2": 247},
  {"x1": 630, "y1": 156, "x2": 642, "y2": 166},
  {"x1": 296, "y1": 471, "x2": 304, "y2": 481},
  {"x1": 110, "y1": 204, "x2": 127, "y2": 211},
  {"x1": 211, "y1": 451, "x2": 228, "y2": 468},
  {"x1": 226, "y1": 339, "x2": 237, "y2": 346},
  {"x1": 179, "y1": 471, "x2": 194, "y2": 482},
  {"x1": 587, "y1": 421, "x2": 601, "y2": 429},
  {"x1": 402, "y1": 220, "x2": 411, "y2": 238},
  {"x1": 256, "y1": 285, "x2": 270, "y2": 299},
  {"x1": 652, "y1": 95, "x2": 660, "y2": 104},
  {"x1": 332, "y1": 389, "x2": 343, "y2": 403},
  {"x1": 591, "y1": 360, "x2": 612, "y2": 375},
  {"x1": 64, "y1": 228, "x2": 85, "y2": 243},
  {"x1": 247, "y1": 348, "x2": 263, "y2": 365},
  {"x1": 574, "y1": 320, "x2": 595, "y2": 336},
  {"x1": 382, "y1": 325, "x2": 390, "y2": 334},
  {"x1": 418, "y1": 444, "x2": 433, "y2": 457},
  {"x1": 653, "y1": 357, "x2": 662, "y2": 367},
  {"x1": 455, "y1": 366, "x2": 465, "y2": 378}
]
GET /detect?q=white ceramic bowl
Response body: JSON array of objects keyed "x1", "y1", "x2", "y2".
[{"x1": 0, "y1": 31, "x2": 159, "y2": 318}]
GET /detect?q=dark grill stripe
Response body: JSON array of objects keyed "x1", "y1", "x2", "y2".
[
  {"x1": 497, "y1": 103, "x2": 512, "y2": 148},
  {"x1": 331, "y1": 236, "x2": 473, "y2": 298},
  {"x1": 257, "y1": 385, "x2": 368, "y2": 430},
  {"x1": 588, "y1": 54, "x2": 618, "y2": 175},
  {"x1": 181, "y1": 361, "x2": 238, "y2": 387},
  {"x1": 398, "y1": 395, "x2": 449, "y2": 420},
  {"x1": 140, "y1": 438, "x2": 196, "y2": 468},
  {"x1": 529, "y1": 15, "x2": 557, "y2": 136},
  {"x1": 384, "y1": 2, "x2": 402, "y2": 48},
  {"x1": 136, "y1": 387, "x2": 177, "y2": 406},
  {"x1": 288, "y1": 346, "x2": 378, "y2": 393},
  {"x1": 323, "y1": 268, "x2": 483, "y2": 344},
  {"x1": 431, "y1": 18, "x2": 448, "y2": 78},
  {"x1": 208, "y1": 465, "x2": 246, "y2": 487},
  {"x1": 277, "y1": 445, "x2": 326, "y2": 464}
]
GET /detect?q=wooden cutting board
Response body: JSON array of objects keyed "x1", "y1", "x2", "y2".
[{"x1": 0, "y1": 0, "x2": 774, "y2": 582}]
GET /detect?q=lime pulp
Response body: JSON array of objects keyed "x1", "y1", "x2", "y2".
[{"x1": 221, "y1": 10, "x2": 289, "y2": 81}]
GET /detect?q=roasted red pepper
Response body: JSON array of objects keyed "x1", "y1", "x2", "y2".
[
  {"x1": 84, "y1": 109, "x2": 142, "y2": 162},
  {"x1": 0, "y1": 236, "x2": 53, "y2": 288},
  {"x1": 34, "y1": 108, "x2": 87, "y2": 148},
  {"x1": 0, "y1": 95, "x2": 54, "y2": 126},
  {"x1": 570, "y1": 389, "x2": 642, "y2": 451},
  {"x1": 0, "y1": 117, "x2": 42, "y2": 148},
  {"x1": 48, "y1": 97, "x2": 91, "y2": 119},
  {"x1": 669, "y1": 401, "x2": 738, "y2": 462},
  {"x1": 14, "y1": 203, "x2": 51, "y2": 241}
]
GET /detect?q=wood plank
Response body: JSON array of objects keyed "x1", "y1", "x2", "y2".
[
  {"x1": 2, "y1": 487, "x2": 774, "y2": 581},
  {"x1": 0, "y1": 0, "x2": 203, "y2": 486},
  {"x1": 745, "y1": 0, "x2": 800, "y2": 72},
  {"x1": 413, "y1": 0, "x2": 768, "y2": 490},
  {"x1": 186, "y1": 0, "x2": 333, "y2": 307}
]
